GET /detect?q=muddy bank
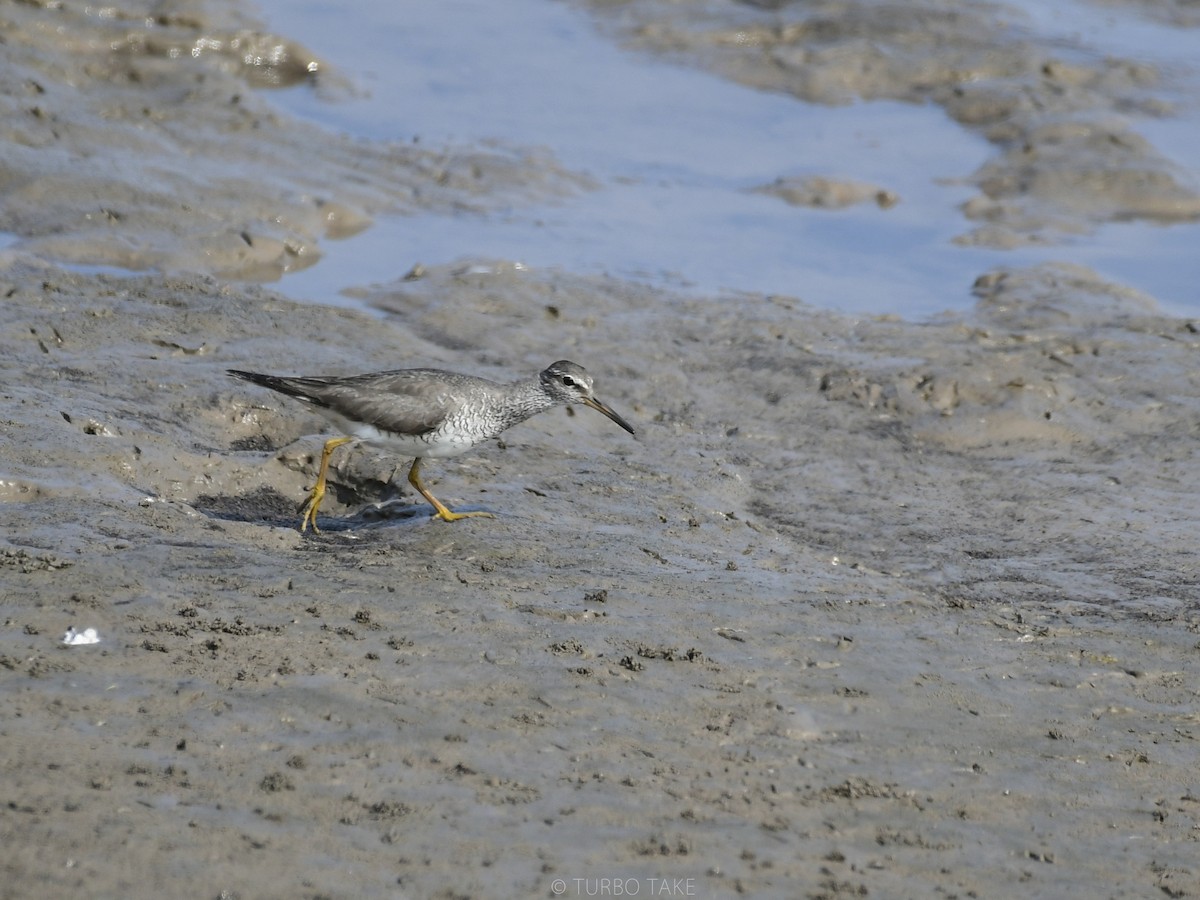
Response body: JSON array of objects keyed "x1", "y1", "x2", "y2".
[
  {"x1": 0, "y1": 0, "x2": 586, "y2": 280},
  {"x1": 2, "y1": 257, "x2": 1198, "y2": 898},
  {"x1": 2, "y1": 0, "x2": 1200, "y2": 897},
  {"x1": 584, "y1": 0, "x2": 1200, "y2": 247}
]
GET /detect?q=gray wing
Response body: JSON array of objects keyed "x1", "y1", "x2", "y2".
[{"x1": 288, "y1": 370, "x2": 490, "y2": 437}]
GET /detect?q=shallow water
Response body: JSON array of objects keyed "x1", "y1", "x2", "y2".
[{"x1": 253, "y1": 0, "x2": 1200, "y2": 317}]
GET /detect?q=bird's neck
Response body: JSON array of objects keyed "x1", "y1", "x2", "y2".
[{"x1": 493, "y1": 378, "x2": 555, "y2": 429}]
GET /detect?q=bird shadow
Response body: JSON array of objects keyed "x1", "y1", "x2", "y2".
[
  {"x1": 192, "y1": 486, "x2": 494, "y2": 534},
  {"x1": 330, "y1": 498, "x2": 497, "y2": 531},
  {"x1": 192, "y1": 486, "x2": 299, "y2": 529}
]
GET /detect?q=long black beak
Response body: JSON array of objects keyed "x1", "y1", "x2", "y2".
[{"x1": 581, "y1": 396, "x2": 635, "y2": 435}]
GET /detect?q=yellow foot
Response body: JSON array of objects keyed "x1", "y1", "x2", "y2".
[
  {"x1": 299, "y1": 490, "x2": 324, "y2": 533},
  {"x1": 407, "y1": 457, "x2": 493, "y2": 524},
  {"x1": 299, "y1": 435, "x2": 355, "y2": 534},
  {"x1": 433, "y1": 508, "x2": 495, "y2": 523}
]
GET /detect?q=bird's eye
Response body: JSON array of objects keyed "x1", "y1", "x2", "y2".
[{"x1": 561, "y1": 375, "x2": 577, "y2": 387}]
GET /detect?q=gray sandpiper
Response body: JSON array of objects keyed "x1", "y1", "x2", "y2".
[{"x1": 227, "y1": 360, "x2": 635, "y2": 532}]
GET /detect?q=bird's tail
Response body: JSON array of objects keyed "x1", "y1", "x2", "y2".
[{"x1": 227, "y1": 369, "x2": 320, "y2": 404}]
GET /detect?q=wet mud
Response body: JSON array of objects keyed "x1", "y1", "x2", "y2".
[
  {"x1": 586, "y1": 0, "x2": 1200, "y2": 247},
  {"x1": 0, "y1": 0, "x2": 586, "y2": 280},
  {"x1": 2, "y1": 0, "x2": 1199, "y2": 898}
]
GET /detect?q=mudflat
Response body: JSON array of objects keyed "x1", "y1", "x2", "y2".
[{"x1": 2, "y1": 1, "x2": 1198, "y2": 898}]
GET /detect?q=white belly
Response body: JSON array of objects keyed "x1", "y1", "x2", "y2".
[
  {"x1": 358, "y1": 423, "x2": 478, "y2": 459},
  {"x1": 318, "y1": 409, "x2": 482, "y2": 459}
]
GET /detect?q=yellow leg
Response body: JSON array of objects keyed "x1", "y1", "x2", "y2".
[
  {"x1": 407, "y1": 458, "x2": 493, "y2": 522},
  {"x1": 300, "y1": 435, "x2": 355, "y2": 533}
]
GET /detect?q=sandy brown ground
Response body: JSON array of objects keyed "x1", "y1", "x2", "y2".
[{"x1": 2, "y1": 1, "x2": 1200, "y2": 899}]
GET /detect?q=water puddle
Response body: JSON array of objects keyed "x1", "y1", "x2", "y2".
[{"x1": 248, "y1": 0, "x2": 1200, "y2": 319}]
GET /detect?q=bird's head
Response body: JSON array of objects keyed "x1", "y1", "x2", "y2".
[{"x1": 540, "y1": 361, "x2": 635, "y2": 435}]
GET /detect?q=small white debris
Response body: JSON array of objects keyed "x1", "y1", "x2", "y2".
[{"x1": 62, "y1": 626, "x2": 100, "y2": 646}]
